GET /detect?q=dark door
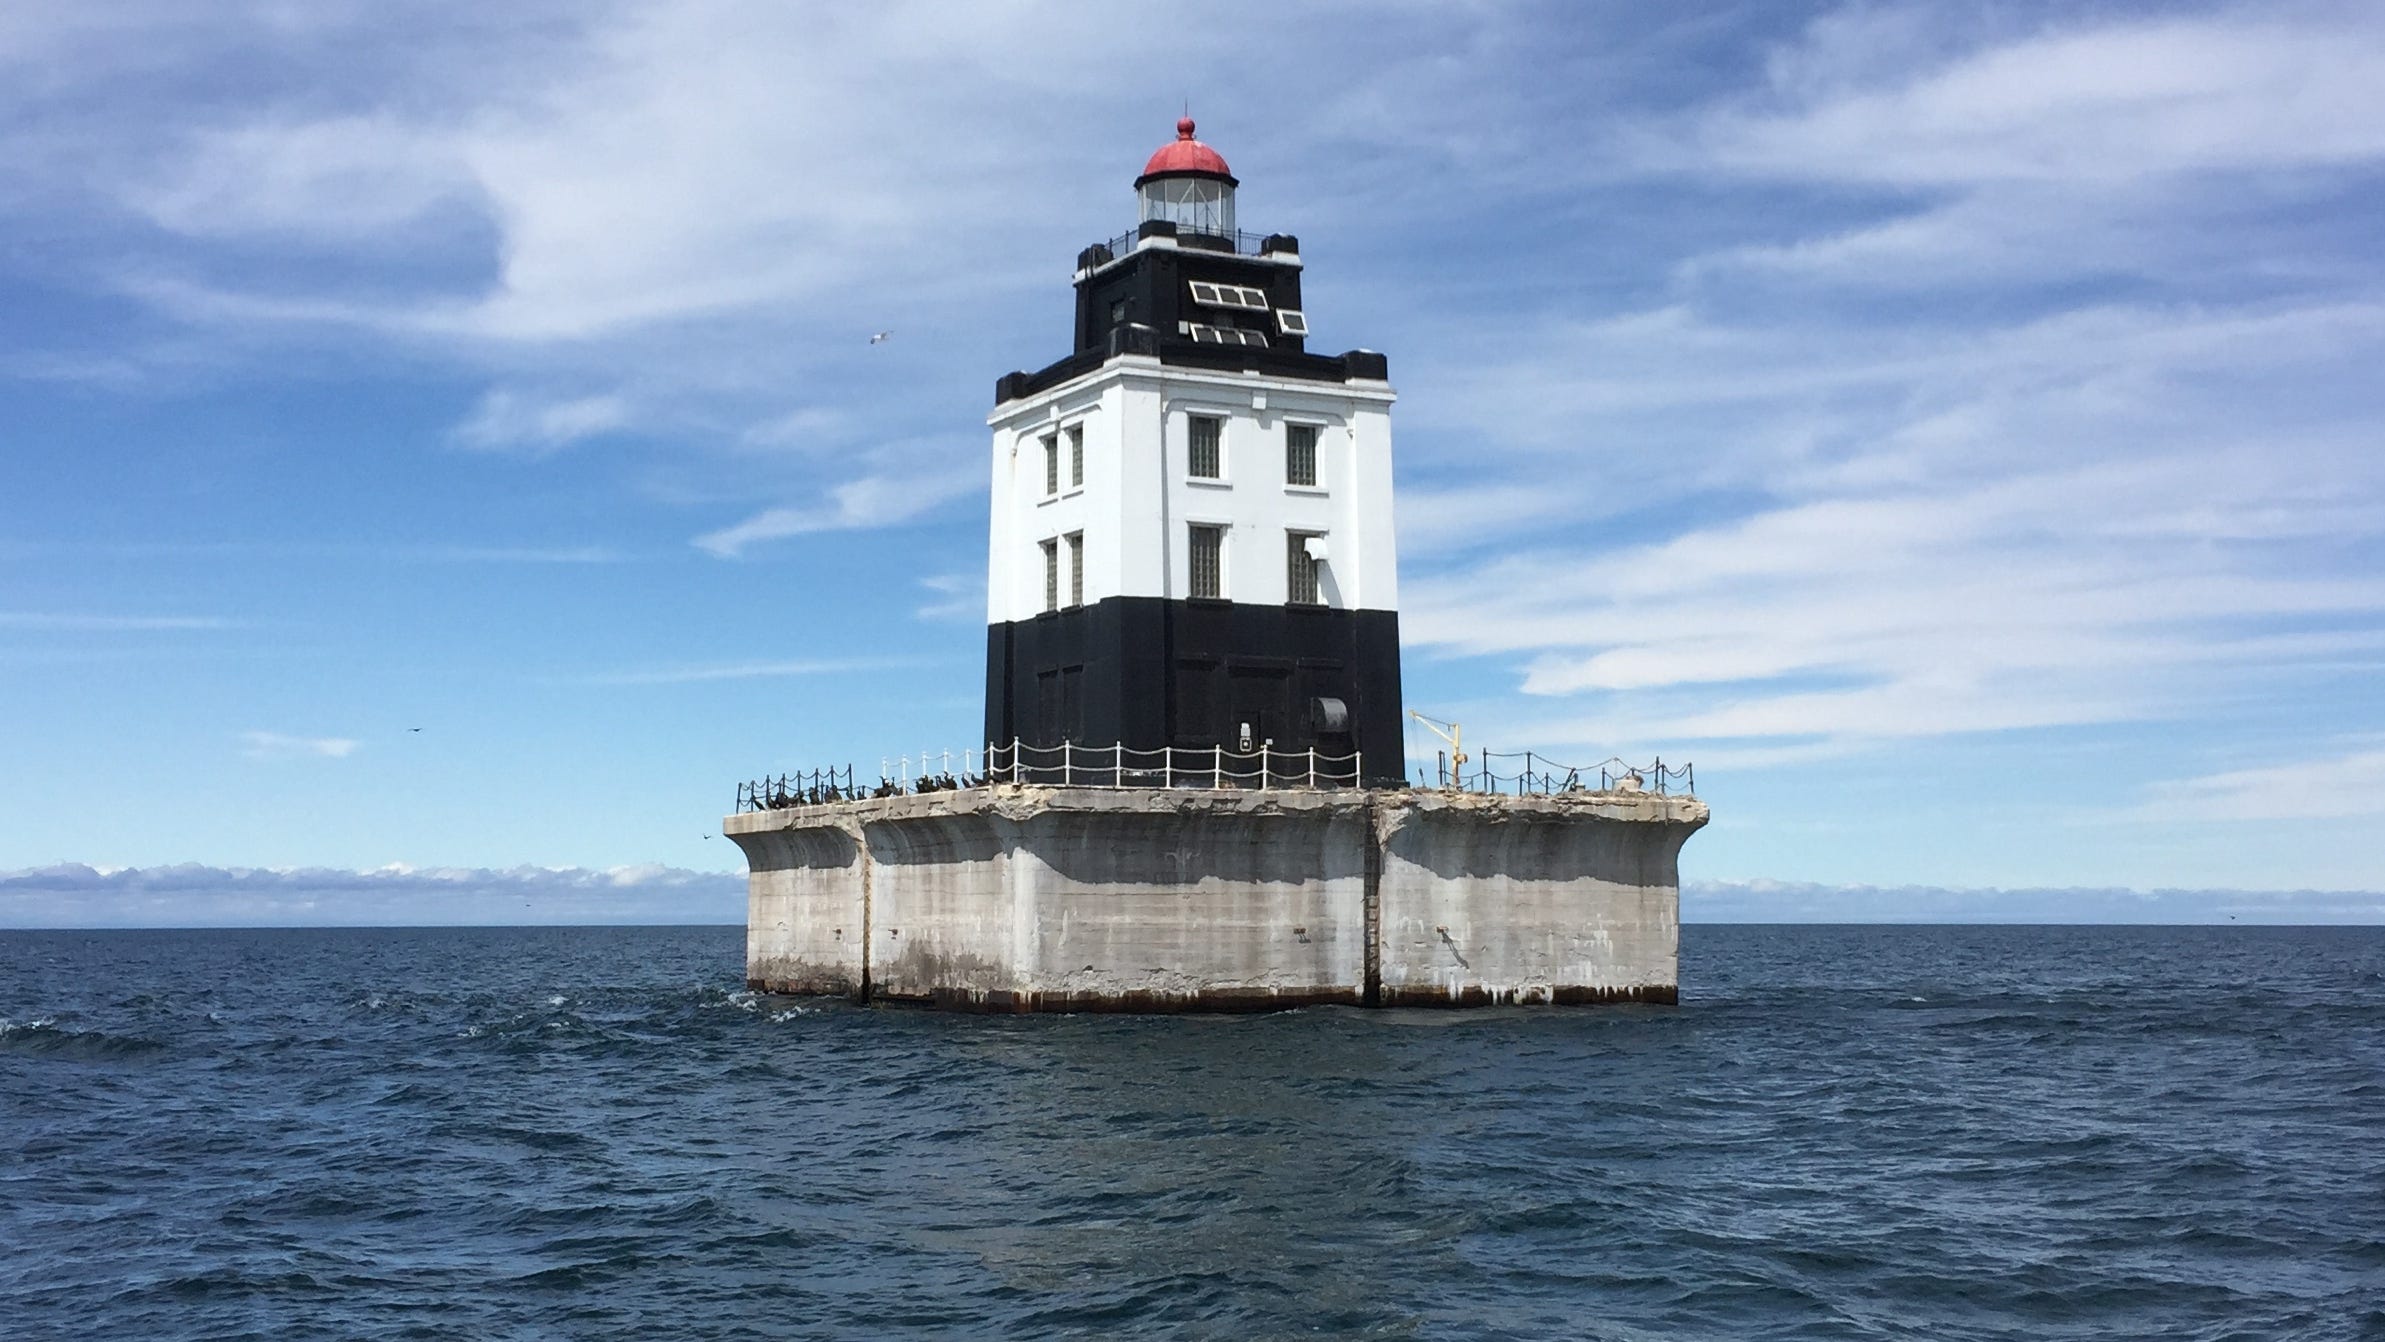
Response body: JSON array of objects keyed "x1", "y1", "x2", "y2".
[{"x1": 1229, "y1": 667, "x2": 1291, "y2": 753}]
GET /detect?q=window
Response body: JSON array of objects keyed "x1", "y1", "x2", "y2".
[
  {"x1": 1188, "y1": 415, "x2": 1221, "y2": 479},
  {"x1": 1066, "y1": 531, "x2": 1083, "y2": 607},
  {"x1": 1287, "y1": 532, "x2": 1322, "y2": 605},
  {"x1": 1188, "y1": 281, "x2": 1269, "y2": 310},
  {"x1": 1275, "y1": 309, "x2": 1308, "y2": 337},
  {"x1": 1189, "y1": 524, "x2": 1224, "y2": 599},
  {"x1": 1109, "y1": 298, "x2": 1129, "y2": 323},
  {"x1": 1041, "y1": 433, "x2": 1059, "y2": 496},
  {"x1": 1066, "y1": 425, "x2": 1084, "y2": 489},
  {"x1": 1041, "y1": 539, "x2": 1059, "y2": 613},
  {"x1": 1286, "y1": 423, "x2": 1318, "y2": 487},
  {"x1": 1186, "y1": 324, "x2": 1269, "y2": 347}
]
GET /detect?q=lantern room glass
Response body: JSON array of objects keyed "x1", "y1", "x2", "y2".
[{"x1": 1139, "y1": 176, "x2": 1236, "y2": 238}]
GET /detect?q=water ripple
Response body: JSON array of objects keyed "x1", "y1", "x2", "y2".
[{"x1": 1, "y1": 924, "x2": 2379, "y2": 1339}]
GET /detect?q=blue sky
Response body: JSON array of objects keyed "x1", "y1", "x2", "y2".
[{"x1": 4, "y1": 1, "x2": 2382, "y2": 924}]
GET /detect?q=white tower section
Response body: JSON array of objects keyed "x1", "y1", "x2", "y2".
[{"x1": 986, "y1": 357, "x2": 1396, "y2": 624}]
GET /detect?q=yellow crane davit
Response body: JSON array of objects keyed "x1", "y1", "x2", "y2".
[{"x1": 1408, "y1": 710, "x2": 1466, "y2": 789}]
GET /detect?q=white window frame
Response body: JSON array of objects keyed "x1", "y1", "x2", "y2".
[
  {"x1": 1285, "y1": 422, "x2": 1320, "y2": 489},
  {"x1": 1065, "y1": 531, "x2": 1084, "y2": 608},
  {"x1": 1041, "y1": 432, "x2": 1060, "y2": 498},
  {"x1": 1275, "y1": 309, "x2": 1308, "y2": 337},
  {"x1": 1065, "y1": 423, "x2": 1084, "y2": 491},
  {"x1": 1188, "y1": 281, "x2": 1270, "y2": 311},
  {"x1": 1187, "y1": 413, "x2": 1224, "y2": 481},
  {"x1": 1188, "y1": 522, "x2": 1227, "y2": 600},
  {"x1": 1186, "y1": 324, "x2": 1269, "y2": 347},
  {"x1": 1286, "y1": 530, "x2": 1324, "y2": 606},
  {"x1": 1041, "y1": 538, "x2": 1059, "y2": 613}
]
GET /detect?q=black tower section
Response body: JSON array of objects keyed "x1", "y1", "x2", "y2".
[
  {"x1": 1073, "y1": 226, "x2": 1305, "y2": 356},
  {"x1": 984, "y1": 598, "x2": 1404, "y2": 787},
  {"x1": 994, "y1": 228, "x2": 1390, "y2": 408},
  {"x1": 985, "y1": 148, "x2": 1404, "y2": 788}
]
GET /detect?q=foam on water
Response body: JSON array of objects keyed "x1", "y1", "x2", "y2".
[{"x1": 2, "y1": 923, "x2": 2380, "y2": 1340}]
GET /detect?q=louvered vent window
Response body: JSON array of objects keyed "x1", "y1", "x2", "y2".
[
  {"x1": 1187, "y1": 281, "x2": 1270, "y2": 310},
  {"x1": 1188, "y1": 415, "x2": 1222, "y2": 479},
  {"x1": 1189, "y1": 524, "x2": 1224, "y2": 599},
  {"x1": 1066, "y1": 531, "x2": 1084, "y2": 607},
  {"x1": 1186, "y1": 324, "x2": 1269, "y2": 347},
  {"x1": 1042, "y1": 539, "x2": 1059, "y2": 613},
  {"x1": 1067, "y1": 425, "x2": 1084, "y2": 489},
  {"x1": 1042, "y1": 433, "x2": 1059, "y2": 496},
  {"x1": 1287, "y1": 532, "x2": 1322, "y2": 605},
  {"x1": 1286, "y1": 423, "x2": 1318, "y2": 487}
]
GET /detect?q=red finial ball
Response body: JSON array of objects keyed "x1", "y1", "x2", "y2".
[{"x1": 1177, "y1": 117, "x2": 1196, "y2": 139}]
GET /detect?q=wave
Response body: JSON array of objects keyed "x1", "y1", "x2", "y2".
[{"x1": 0, "y1": 1017, "x2": 169, "y2": 1061}]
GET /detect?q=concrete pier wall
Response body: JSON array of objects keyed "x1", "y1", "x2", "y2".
[{"x1": 726, "y1": 785, "x2": 1705, "y2": 1011}]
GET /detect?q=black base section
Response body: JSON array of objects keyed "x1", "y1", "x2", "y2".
[{"x1": 984, "y1": 596, "x2": 1404, "y2": 787}]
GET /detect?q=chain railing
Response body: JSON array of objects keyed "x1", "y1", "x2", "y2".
[
  {"x1": 736, "y1": 743, "x2": 1695, "y2": 812},
  {"x1": 987, "y1": 739, "x2": 1362, "y2": 790},
  {"x1": 735, "y1": 741, "x2": 1364, "y2": 812},
  {"x1": 1425, "y1": 750, "x2": 1694, "y2": 797}
]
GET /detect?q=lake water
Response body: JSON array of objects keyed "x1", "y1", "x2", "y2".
[{"x1": 3, "y1": 923, "x2": 2379, "y2": 1339}]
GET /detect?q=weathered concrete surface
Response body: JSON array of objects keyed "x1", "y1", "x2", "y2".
[
  {"x1": 1375, "y1": 791, "x2": 1696, "y2": 1006},
  {"x1": 725, "y1": 785, "x2": 1706, "y2": 1011}
]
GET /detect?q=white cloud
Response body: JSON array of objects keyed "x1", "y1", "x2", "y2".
[
  {"x1": 1682, "y1": 11, "x2": 2385, "y2": 187},
  {"x1": 1402, "y1": 222, "x2": 2385, "y2": 756},
  {"x1": 0, "y1": 860, "x2": 743, "y2": 928},
  {"x1": 128, "y1": 114, "x2": 473, "y2": 239},
  {"x1": 1685, "y1": 877, "x2": 2385, "y2": 925},
  {"x1": 453, "y1": 388, "x2": 630, "y2": 452},
  {"x1": 2132, "y1": 747, "x2": 2385, "y2": 824},
  {"x1": 693, "y1": 468, "x2": 975, "y2": 556},
  {"x1": 240, "y1": 731, "x2": 358, "y2": 760},
  {"x1": 914, "y1": 572, "x2": 983, "y2": 622}
]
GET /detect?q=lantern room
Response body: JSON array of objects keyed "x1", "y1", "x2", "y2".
[{"x1": 1136, "y1": 117, "x2": 1237, "y2": 237}]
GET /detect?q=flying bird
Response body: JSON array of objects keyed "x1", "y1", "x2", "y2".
[{"x1": 869, "y1": 330, "x2": 892, "y2": 344}]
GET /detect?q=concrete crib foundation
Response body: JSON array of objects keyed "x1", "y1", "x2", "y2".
[{"x1": 725, "y1": 785, "x2": 1707, "y2": 1012}]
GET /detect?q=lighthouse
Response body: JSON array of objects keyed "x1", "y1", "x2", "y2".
[
  {"x1": 983, "y1": 118, "x2": 1404, "y2": 785},
  {"x1": 725, "y1": 119, "x2": 1706, "y2": 1013}
]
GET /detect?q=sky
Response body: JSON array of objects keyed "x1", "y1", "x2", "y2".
[{"x1": 4, "y1": 1, "x2": 2382, "y2": 925}]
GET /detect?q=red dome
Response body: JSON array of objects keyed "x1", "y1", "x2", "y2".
[{"x1": 1137, "y1": 117, "x2": 1235, "y2": 185}]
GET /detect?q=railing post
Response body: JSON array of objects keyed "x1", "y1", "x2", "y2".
[
  {"x1": 1214, "y1": 745, "x2": 1223, "y2": 790},
  {"x1": 1260, "y1": 741, "x2": 1270, "y2": 789},
  {"x1": 1355, "y1": 750, "x2": 1363, "y2": 790},
  {"x1": 1012, "y1": 737, "x2": 1023, "y2": 784},
  {"x1": 1307, "y1": 747, "x2": 1316, "y2": 790},
  {"x1": 1063, "y1": 742, "x2": 1072, "y2": 787},
  {"x1": 1115, "y1": 741, "x2": 1124, "y2": 788},
  {"x1": 1164, "y1": 745, "x2": 1173, "y2": 789}
]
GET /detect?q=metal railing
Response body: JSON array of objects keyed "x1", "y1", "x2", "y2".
[
  {"x1": 1098, "y1": 225, "x2": 1280, "y2": 262},
  {"x1": 735, "y1": 744, "x2": 1695, "y2": 813},
  {"x1": 734, "y1": 741, "x2": 1364, "y2": 812},
  {"x1": 988, "y1": 740, "x2": 1362, "y2": 790},
  {"x1": 1425, "y1": 750, "x2": 1695, "y2": 797}
]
